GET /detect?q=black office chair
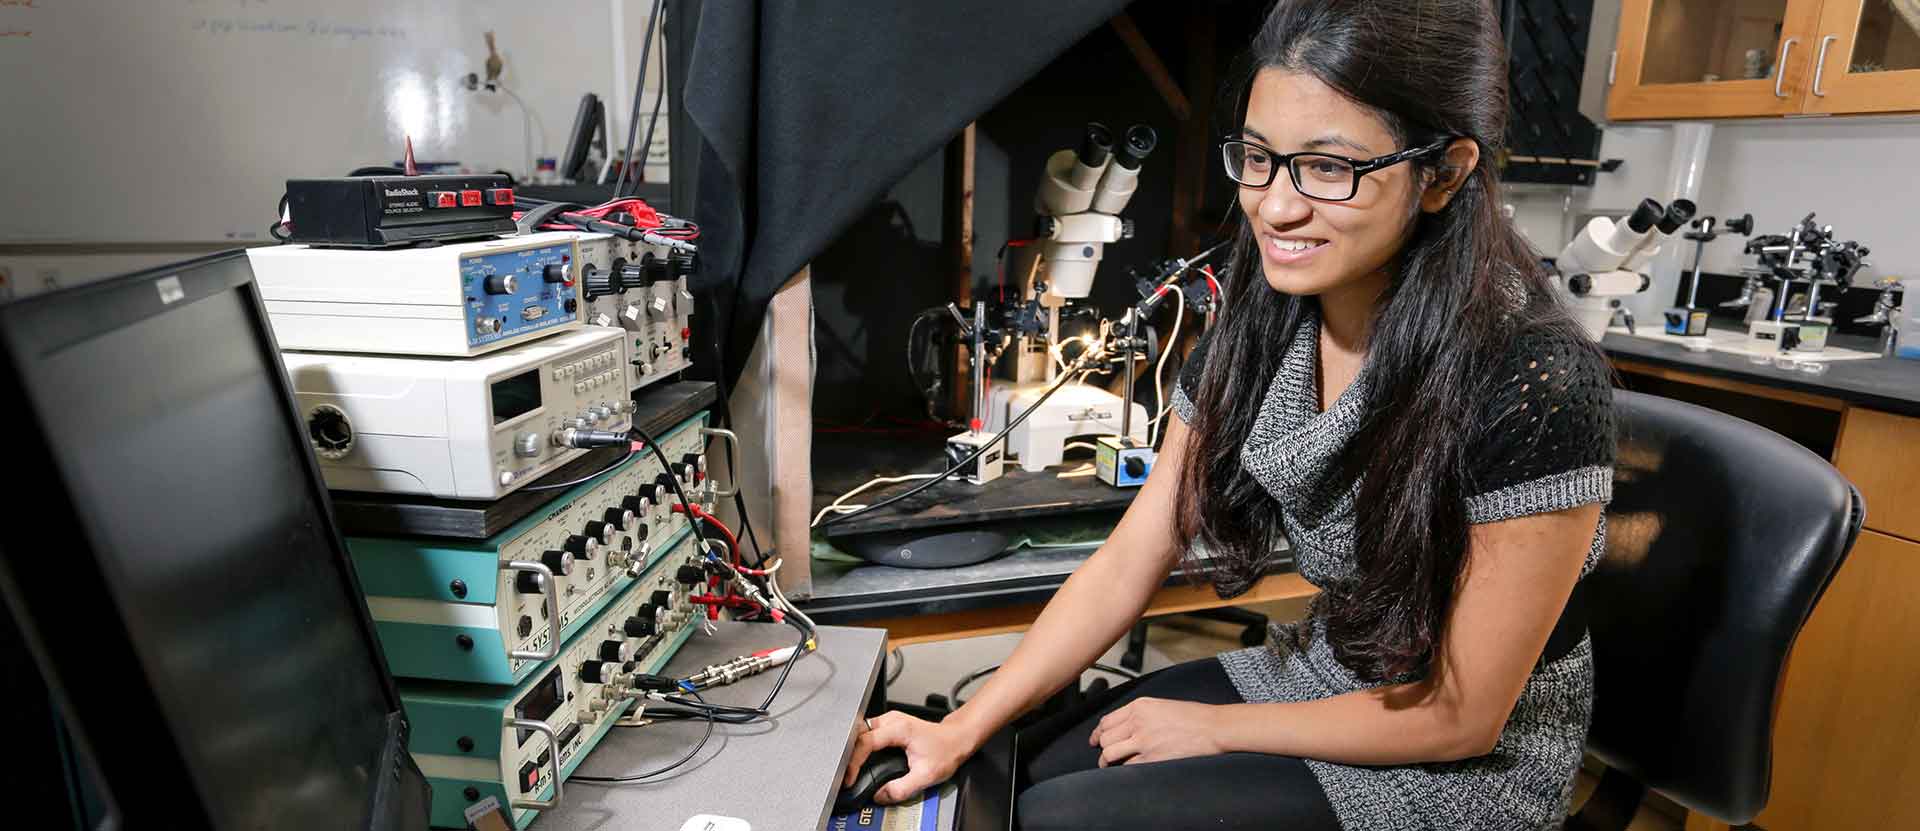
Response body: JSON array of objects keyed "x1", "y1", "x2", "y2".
[{"x1": 1570, "y1": 390, "x2": 1863, "y2": 830}]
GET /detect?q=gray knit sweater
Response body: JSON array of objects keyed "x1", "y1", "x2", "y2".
[{"x1": 1171, "y1": 305, "x2": 1614, "y2": 831}]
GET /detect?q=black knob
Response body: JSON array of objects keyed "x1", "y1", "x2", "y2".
[
  {"x1": 647, "y1": 484, "x2": 668, "y2": 505},
  {"x1": 649, "y1": 590, "x2": 672, "y2": 608},
  {"x1": 564, "y1": 534, "x2": 596, "y2": 560},
  {"x1": 543, "y1": 263, "x2": 570, "y2": 284},
  {"x1": 635, "y1": 603, "x2": 662, "y2": 627},
  {"x1": 621, "y1": 495, "x2": 646, "y2": 515},
  {"x1": 670, "y1": 249, "x2": 696, "y2": 279},
  {"x1": 1726, "y1": 213, "x2": 1754, "y2": 235},
  {"x1": 483, "y1": 274, "x2": 519, "y2": 295},
  {"x1": 540, "y1": 549, "x2": 573, "y2": 577},
  {"x1": 624, "y1": 615, "x2": 655, "y2": 638},
  {"x1": 655, "y1": 473, "x2": 678, "y2": 495},
  {"x1": 646, "y1": 252, "x2": 670, "y2": 283},
  {"x1": 1123, "y1": 456, "x2": 1147, "y2": 478},
  {"x1": 598, "y1": 639, "x2": 632, "y2": 662},
  {"x1": 604, "y1": 507, "x2": 635, "y2": 531},
  {"x1": 580, "y1": 660, "x2": 614, "y2": 684},
  {"x1": 581, "y1": 264, "x2": 611, "y2": 298},
  {"x1": 584, "y1": 521, "x2": 614, "y2": 544},
  {"x1": 680, "y1": 453, "x2": 704, "y2": 476},
  {"x1": 515, "y1": 570, "x2": 546, "y2": 594},
  {"x1": 676, "y1": 565, "x2": 706, "y2": 585}
]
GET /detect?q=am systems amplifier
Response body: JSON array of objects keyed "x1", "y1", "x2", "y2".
[
  {"x1": 281, "y1": 327, "x2": 635, "y2": 500},
  {"x1": 285, "y1": 174, "x2": 518, "y2": 248},
  {"x1": 349, "y1": 412, "x2": 714, "y2": 684},
  {"x1": 249, "y1": 235, "x2": 583, "y2": 357},
  {"x1": 401, "y1": 533, "x2": 708, "y2": 829},
  {"x1": 572, "y1": 232, "x2": 695, "y2": 391}
]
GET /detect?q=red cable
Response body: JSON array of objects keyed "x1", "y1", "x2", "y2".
[{"x1": 673, "y1": 503, "x2": 740, "y2": 567}]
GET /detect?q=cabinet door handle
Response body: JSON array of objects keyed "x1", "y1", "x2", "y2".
[
  {"x1": 1774, "y1": 37, "x2": 1798, "y2": 98},
  {"x1": 1812, "y1": 34, "x2": 1839, "y2": 96}
]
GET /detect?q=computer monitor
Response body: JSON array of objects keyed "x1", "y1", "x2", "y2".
[
  {"x1": 0, "y1": 251, "x2": 430, "y2": 830},
  {"x1": 561, "y1": 93, "x2": 608, "y2": 183}
]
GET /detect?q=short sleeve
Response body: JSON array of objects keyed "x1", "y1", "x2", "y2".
[
  {"x1": 1464, "y1": 328, "x2": 1616, "y2": 524},
  {"x1": 1170, "y1": 328, "x2": 1214, "y2": 424}
]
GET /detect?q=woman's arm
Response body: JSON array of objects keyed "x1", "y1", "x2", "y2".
[
  {"x1": 1090, "y1": 502, "x2": 1598, "y2": 767},
  {"x1": 849, "y1": 419, "x2": 1196, "y2": 801}
]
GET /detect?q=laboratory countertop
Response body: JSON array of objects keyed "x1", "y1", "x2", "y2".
[
  {"x1": 1601, "y1": 328, "x2": 1920, "y2": 417},
  {"x1": 533, "y1": 621, "x2": 886, "y2": 831}
]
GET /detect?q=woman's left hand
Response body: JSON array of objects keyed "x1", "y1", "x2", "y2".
[{"x1": 1088, "y1": 697, "x2": 1229, "y2": 767}]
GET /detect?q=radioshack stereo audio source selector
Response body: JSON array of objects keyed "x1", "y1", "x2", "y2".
[
  {"x1": 248, "y1": 235, "x2": 583, "y2": 357},
  {"x1": 281, "y1": 327, "x2": 634, "y2": 500}
]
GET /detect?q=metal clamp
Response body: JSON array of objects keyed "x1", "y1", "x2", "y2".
[
  {"x1": 1811, "y1": 34, "x2": 1838, "y2": 96},
  {"x1": 699, "y1": 427, "x2": 740, "y2": 498},
  {"x1": 507, "y1": 718, "x2": 564, "y2": 810},
  {"x1": 1774, "y1": 37, "x2": 1798, "y2": 98},
  {"x1": 500, "y1": 561, "x2": 562, "y2": 661}
]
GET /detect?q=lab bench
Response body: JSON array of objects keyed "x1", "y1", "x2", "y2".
[{"x1": 1602, "y1": 329, "x2": 1920, "y2": 831}]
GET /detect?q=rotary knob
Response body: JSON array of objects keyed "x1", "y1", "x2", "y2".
[
  {"x1": 580, "y1": 660, "x2": 616, "y2": 684},
  {"x1": 564, "y1": 534, "x2": 599, "y2": 560},
  {"x1": 623, "y1": 614, "x2": 656, "y2": 638},
  {"x1": 604, "y1": 507, "x2": 636, "y2": 531},
  {"x1": 514, "y1": 432, "x2": 542, "y2": 458},
  {"x1": 514, "y1": 570, "x2": 547, "y2": 595},
  {"x1": 483, "y1": 274, "x2": 519, "y2": 295},
  {"x1": 542, "y1": 262, "x2": 570, "y2": 284},
  {"x1": 648, "y1": 590, "x2": 672, "y2": 608},
  {"x1": 583, "y1": 521, "x2": 614, "y2": 545},
  {"x1": 540, "y1": 549, "x2": 573, "y2": 577},
  {"x1": 598, "y1": 639, "x2": 638, "y2": 663},
  {"x1": 676, "y1": 565, "x2": 706, "y2": 586},
  {"x1": 620, "y1": 495, "x2": 647, "y2": 515}
]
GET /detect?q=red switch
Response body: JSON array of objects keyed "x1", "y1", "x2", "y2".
[
  {"x1": 428, "y1": 191, "x2": 458, "y2": 208},
  {"x1": 488, "y1": 188, "x2": 515, "y2": 206},
  {"x1": 680, "y1": 327, "x2": 690, "y2": 341},
  {"x1": 460, "y1": 190, "x2": 483, "y2": 207}
]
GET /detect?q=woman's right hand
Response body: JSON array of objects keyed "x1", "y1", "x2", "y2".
[{"x1": 843, "y1": 711, "x2": 983, "y2": 805}]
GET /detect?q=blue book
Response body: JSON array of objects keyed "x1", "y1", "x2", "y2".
[{"x1": 827, "y1": 782, "x2": 958, "y2": 831}]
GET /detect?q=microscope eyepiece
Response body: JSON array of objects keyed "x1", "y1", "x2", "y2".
[
  {"x1": 1656, "y1": 199, "x2": 1697, "y2": 235},
  {"x1": 1077, "y1": 123, "x2": 1115, "y2": 168},
  {"x1": 1114, "y1": 125, "x2": 1158, "y2": 170},
  {"x1": 1624, "y1": 198, "x2": 1664, "y2": 234}
]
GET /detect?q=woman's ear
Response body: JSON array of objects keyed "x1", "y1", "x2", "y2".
[{"x1": 1419, "y1": 138, "x2": 1480, "y2": 213}]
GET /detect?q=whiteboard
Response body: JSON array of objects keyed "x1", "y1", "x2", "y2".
[{"x1": 0, "y1": 0, "x2": 661, "y2": 244}]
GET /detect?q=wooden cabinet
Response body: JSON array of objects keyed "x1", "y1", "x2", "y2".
[
  {"x1": 1757, "y1": 530, "x2": 1920, "y2": 831},
  {"x1": 1807, "y1": 0, "x2": 1920, "y2": 113},
  {"x1": 1607, "y1": 0, "x2": 1920, "y2": 119},
  {"x1": 1832, "y1": 406, "x2": 1920, "y2": 541}
]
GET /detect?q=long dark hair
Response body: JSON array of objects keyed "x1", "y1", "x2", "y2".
[{"x1": 1175, "y1": 0, "x2": 1593, "y2": 682}]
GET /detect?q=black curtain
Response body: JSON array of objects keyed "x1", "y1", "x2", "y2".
[{"x1": 667, "y1": 0, "x2": 1132, "y2": 386}]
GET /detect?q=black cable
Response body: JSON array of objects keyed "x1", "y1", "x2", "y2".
[
  {"x1": 709, "y1": 370, "x2": 767, "y2": 566},
  {"x1": 629, "y1": 67, "x2": 669, "y2": 195},
  {"x1": 612, "y1": 0, "x2": 665, "y2": 194},
  {"x1": 521, "y1": 448, "x2": 637, "y2": 492},
  {"x1": 820, "y1": 348, "x2": 1100, "y2": 528},
  {"x1": 569, "y1": 689, "x2": 716, "y2": 784}
]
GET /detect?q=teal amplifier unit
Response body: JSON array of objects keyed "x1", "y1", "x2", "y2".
[
  {"x1": 350, "y1": 412, "x2": 715, "y2": 684},
  {"x1": 402, "y1": 532, "x2": 709, "y2": 829}
]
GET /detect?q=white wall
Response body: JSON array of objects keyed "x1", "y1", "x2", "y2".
[
  {"x1": 0, "y1": 0, "x2": 668, "y2": 299},
  {"x1": 1694, "y1": 120, "x2": 1918, "y2": 283},
  {"x1": 1505, "y1": 118, "x2": 1919, "y2": 288}
]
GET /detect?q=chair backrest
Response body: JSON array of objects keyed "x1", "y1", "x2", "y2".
[{"x1": 1588, "y1": 390, "x2": 1862, "y2": 824}]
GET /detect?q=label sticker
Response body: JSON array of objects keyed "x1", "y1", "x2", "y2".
[{"x1": 156, "y1": 275, "x2": 185, "y2": 305}]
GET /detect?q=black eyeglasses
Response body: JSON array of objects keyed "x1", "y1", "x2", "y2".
[{"x1": 1220, "y1": 136, "x2": 1454, "y2": 202}]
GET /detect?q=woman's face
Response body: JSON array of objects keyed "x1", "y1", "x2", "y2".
[{"x1": 1236, "y1": 69, "x2": 1427, "y2": 297}]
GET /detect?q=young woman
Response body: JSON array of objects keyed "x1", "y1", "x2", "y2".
[{"x1": 846, "y1": 0, "x2": 1615, "y2": 827}]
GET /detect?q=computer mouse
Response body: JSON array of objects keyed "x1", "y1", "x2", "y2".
[{"x1": 834, "y1": 747, "x2": 912, "y2": 814}]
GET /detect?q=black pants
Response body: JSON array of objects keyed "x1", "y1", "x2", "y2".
[{"x1": 1016, "y1": 658, "x2": 1343, "y2": 831}]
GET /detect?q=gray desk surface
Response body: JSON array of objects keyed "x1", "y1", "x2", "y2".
[
  {"x1": 1602, "y1": 328, "x2": 1920, "y2": 416},
  {"x1": 534, "y1": 622, "x2": 886, "y2": 831}
]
